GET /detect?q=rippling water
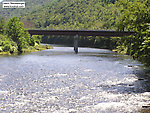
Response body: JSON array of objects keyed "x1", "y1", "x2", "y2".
[{"x1": 0, "y1": 46, "x2": 150, "y2": 112}]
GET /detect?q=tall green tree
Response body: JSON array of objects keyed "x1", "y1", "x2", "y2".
[
  {"x1": 6, "y1": 17, "x2": 30, "y2": 52},
  {"x1": 116, "y1": 0, "x2": 150, "y2": 32},
  {"x1": 116, "y1": 0, "x2": 150, "y2": 65}
]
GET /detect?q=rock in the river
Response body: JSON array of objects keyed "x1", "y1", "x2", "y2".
[
  {"x1": 128, "y1": 65, "x2": 133, "y2": 67},
  {"x1": 138, "y1": 78, "x2": 145, "y2": 81},
  {"x1": 142, "y1": 104, "x2": 150, "y2": 108}
]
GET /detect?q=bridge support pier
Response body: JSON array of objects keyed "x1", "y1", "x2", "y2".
[{"x1": 74, "y1": 34, "x2": 78, "y2": 54}]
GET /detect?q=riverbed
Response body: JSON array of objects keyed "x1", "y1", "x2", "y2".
[{"x1": 0, "y1": 46, "x2": 150, "y2": 112}]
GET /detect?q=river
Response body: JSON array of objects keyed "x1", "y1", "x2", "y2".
[{"x1": 0, "y1": 45, "x2": 150, "y2": 112}]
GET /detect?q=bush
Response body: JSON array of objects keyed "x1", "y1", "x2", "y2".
[
  {"x1": 3, "y1": 43, "x2": 11, "y2": 52},
  {"x1": 10, "y1": 46, "x2": 18, "y2": 53},
  {"x1": 6, "y1": 17, "x2": 33, "y2": 52}
]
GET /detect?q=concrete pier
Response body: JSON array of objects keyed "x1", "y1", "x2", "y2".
[{"x1": 74, "y1": 34, "x2": 78, "y2": 54}]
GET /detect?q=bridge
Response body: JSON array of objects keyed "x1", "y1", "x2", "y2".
[{"x1": 28, "y1": 29, "x2": 135, "y2": 53}]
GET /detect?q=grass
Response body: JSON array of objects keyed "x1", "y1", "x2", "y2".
[
  {"x1": 22, "y1": 44, "x2": 53, "y2": 53},
  {"x1": 0, "y1": 44, "x2": 53, "y2": 55}
]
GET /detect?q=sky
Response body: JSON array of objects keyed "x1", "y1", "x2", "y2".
[{"x1": 0, "y1": 0, "x2": 3, "y2": 2}]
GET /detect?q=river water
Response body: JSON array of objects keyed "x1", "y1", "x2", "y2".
[{"x1": 0, "y1": 45, "x2": 150, "y2": 112}]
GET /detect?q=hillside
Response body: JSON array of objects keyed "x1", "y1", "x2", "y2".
[
  {"x1": 0, "y1": 0, "x2": 119, "y2": 29},
  {"x1": 22, "y1": 0, "x2": 119, "y2": 30},
  {"x1": 0, "y1": 0, "x2": 52, "y2": 19}
]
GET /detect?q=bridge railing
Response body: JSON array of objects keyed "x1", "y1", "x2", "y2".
[{"x1": 28, "y1": 29, "x2": 136, "y2": 37}]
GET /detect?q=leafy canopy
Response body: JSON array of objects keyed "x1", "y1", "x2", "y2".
[
  {"x1": 6, "y1": 17, "x2": 31, "y2": 52},
  {"x1": 116, "y1": 0, "x2": 150, "y2": 65}
]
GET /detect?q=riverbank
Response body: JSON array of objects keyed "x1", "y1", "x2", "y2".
[
  {"x1": 22, "y1": 44, "x2": 53, "y2": 53},
  {"x1": 0, "y1": 44, "x2": 53, "y2": 55},
  {"x1": 0, "y1": 17, "x2": 54, "y2": 56}
]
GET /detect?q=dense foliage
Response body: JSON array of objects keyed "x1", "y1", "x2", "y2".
[
  {"x1": 116, "y1": 0, "x2": 150, "y2": 66},
  {"x1": 0, "y1": 18, "x2": 6, "y2": 34},
  {"x1": 0, "y1": 17, "x2": 42, "y2": 54},
  {"x1": 0, "y1": 0, "x2": 52, "y2": 19},
  {"x1": 22, "y1": 0, "x2": 118, "y2": 30}
]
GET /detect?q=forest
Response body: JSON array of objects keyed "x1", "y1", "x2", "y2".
[
  {"x1": 0, "y1": 0, "x2": 150, "y2": 66},
  {"x1": 116, "y1": 0, "x2": 150, "y2": 66},
  {"x1": 0, "y1": 0, "x2": 52, "y2": 19}
]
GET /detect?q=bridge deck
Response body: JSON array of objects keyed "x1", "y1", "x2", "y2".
[{"x1": 28, "y1": 30, "x2": 135, "y2": 37}]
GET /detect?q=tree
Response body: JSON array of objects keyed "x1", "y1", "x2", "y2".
[
  {"x1": 116, "y1": 0, "x2": 150, "y2": 32},
  {"x1": 116, "y1": 0, "x2": 150, "y2": 65},
  {"x1": 6, "y1": 17, "x2": 30, "y2": 52}
]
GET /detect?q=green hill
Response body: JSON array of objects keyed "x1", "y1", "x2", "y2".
[
  {"x1": 22, "y1": 0, "x2": 119, "y2": 30},
  {"x1": 0, "y1": 0, "x2": 119, "y2": 29},
  {"x1": 0, "y1": 0, "x2": 52, "y2": 19}
]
